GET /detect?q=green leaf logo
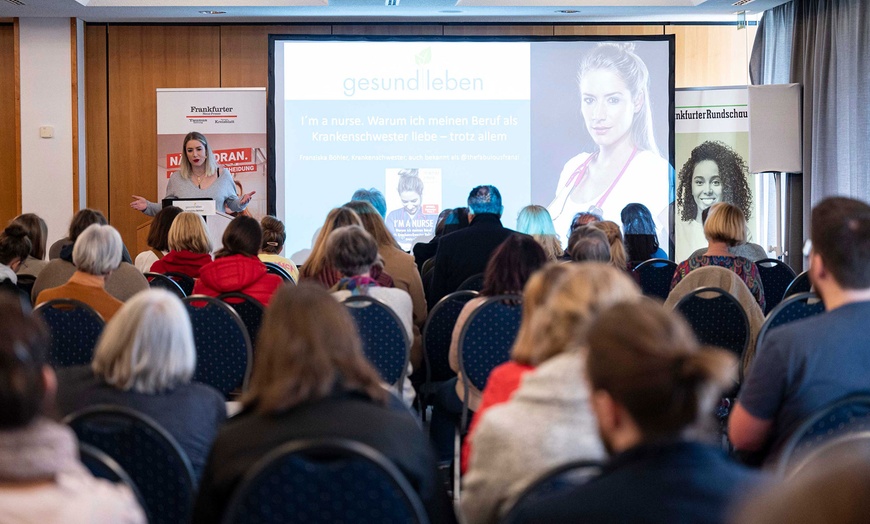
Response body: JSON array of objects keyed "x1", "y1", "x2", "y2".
[{"x1": 415, "y1": 48, "x2": 432, "y2": 65}]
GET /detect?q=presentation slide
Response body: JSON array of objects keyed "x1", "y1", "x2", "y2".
[{"x1": 271, "y1": 37, "x2": 674, "y2": 262}]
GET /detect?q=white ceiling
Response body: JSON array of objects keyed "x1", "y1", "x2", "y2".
[{"x1": 0, "y1": 0, "x2": 790, "y2": 23}]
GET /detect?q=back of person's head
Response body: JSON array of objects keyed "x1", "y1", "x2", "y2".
[
  {"x1": 621, "y1": 203, "x2": 657, "y2": 236},
  {"x1": 343, "y1": 200, "x2": 400, "y2": 249},
  {"x1": 0, "y1": 295, "x2": 50, "y2": 429},
  {"x1": 467, "y1": 185, "x2": 503, "y2": 216},
  {"x1": 568, "y1": 226, "x2": 611, "y2": 263},
  {"x1": 300, "y1": 207, "x2": 362, "y2": 279},
  {"x1": 481, "y1": 235, "x2": 548, "y2": 296},
  {"x1": 260, "y1": 216, "x2": 287, "y2": 255},
  {"x1": 73, "y1": 224, "x2": 122, "y2": 276},
  {"x1": 243, "y1": 283, "x2": 387, "y2": 413},
  {"x1": 216, "y1": 215, "x2": 261, "y2": 259},
  {"x1": 351, "y1": 188, "x2": 387, "y2": 218},
  {"x1": 517, "y1": 205, "x2": 563, "y2": 261},
  {"x1": 434, "y1": 208, "x2": 452, "y2": 237},
  {"x1": 147, "y1": 206, "x2": 183, "y2": 252},
  {"x1": 327, "y1": 225, "x2": 378, "y2": 277},
  {"x1": 521, "y1": 263, "x2": 640, "y2": 366},
  {"x1": 11, "y1": 214, "x2": 47, "y2": 261},
  {"x1": 168, "y1": 212, "x2": 212, "y2": 254},
  {"x1": 443, "y1": 207, "x2": 470, "y2": 235},
  {"x1": 569, "y1": 211, "x2": 603, "y2": 238},
  {"x1": 91, "y1": 289, "x2": 195, "y2": 394},
  {"x1": 704, "y1": 202, "x2": 746, "y2": 247},
  {"x1": 590, "y1": 220, "x2": 628, "y2": 269},
  {"x1": 587, "y1": 302, "x2": 735, "y2": 440},
  {"x1": 811, "y1": 197, "x2": 870, "y2": 290},
  {"x1": 0, "y1": 224, "x2": 33, "y2": 267},
  {"x1": 68, "y1": 209, "x2": 108, "y2": 242}
]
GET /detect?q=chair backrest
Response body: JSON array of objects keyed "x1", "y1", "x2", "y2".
[
  {"x1": 674, "y1": 287, "x2": 749, "y2": 358},
  {"x1": 423, "y1": 290, "x2": 479, "y2": 384},
  {"x1": 774, "y1": 394, "x2": 870, "y2": 477},
  {"x1": 182, "y1": 295, "x2": 253, "y2": 400},
  {"x1": 458, "y1": 294, "x2": 523, "y2": 428},
  {"x1": 221, "y1": 438, "x2": 428, "y2": 524},
  {"x1": 163, "y1": 271, "x2": 196, "y2": 296},
  {"x1": 502, "y1": 460, "x2": 603, "y2": 524},
  {"x1": 457, "y1": 272, "x2": 485, "y2": 292},
  {"x1": 783, "y1": 270, "x2": 812, "y2": 300},
  {"x1": 33, "y1": 298, "x2": 105, "y2": 367},
  {"x1": 420, "y1": 256, "x2": 436, "y2": 278},
  {"x1": 632, "y1": 258, "x2": 677, "y2": 300},
  {"x1": 342, "y1": 295, "x2": 410, "y2": 396},
  {"x1": 218, "y1": 292, "x2": 266, "y2": 352},
  {"x1": 79, "y1": 443, "x2": 146, "y2": 515},
  {"x1": 755, "y1": 292, "x2": 825, "y2": 355},
  {"x1": 65, "y1": 406, "x2": 196, "y2": 524},
  {"x1": 755, "y1": 258, "x2": 797, "y2": 315},
  {"x1": 144, "y1": 272, "x2": 186, "y2": 298},
  {"x1": 262, "y1": 261, "x2": 294, "y2": 283},
  {"x1": 15, "y1": 273, "x2": 37, "y2": 298}
]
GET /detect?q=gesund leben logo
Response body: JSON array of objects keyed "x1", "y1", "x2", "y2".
[{"x1": 342, "y1": 47, "x2": 484, "y2": 97}]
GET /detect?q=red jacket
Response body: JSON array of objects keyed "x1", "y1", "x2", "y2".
[
  {"x1": 193, "y1": 255, "x2": 283, "y2": 305},
  {"x1": 150, "y1": 250, "x2": 213, "y2": 278}
]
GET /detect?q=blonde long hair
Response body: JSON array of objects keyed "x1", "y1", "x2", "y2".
[{"x1": 179, "y1": 131, "x2": 219, "y2": 180}]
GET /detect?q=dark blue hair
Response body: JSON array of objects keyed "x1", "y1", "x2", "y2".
[{"x1": 467, "y1": 185, "x2": 503, "y2": 216}]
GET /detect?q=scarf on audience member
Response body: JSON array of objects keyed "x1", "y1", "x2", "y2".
[
  {"x1": 0, "y1": 417, "x2": 87, "y2": 482},
  {"x1": 333, "y1": 275, "x2": 379, "y2": 296}
]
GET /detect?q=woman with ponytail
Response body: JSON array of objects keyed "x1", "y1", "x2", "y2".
[
  {"x1": 508, "y1": 302, "x2": 761, "y2": 524},
  {"x1": 0, "y1": 224, "x2": 32, "y2": 295}
]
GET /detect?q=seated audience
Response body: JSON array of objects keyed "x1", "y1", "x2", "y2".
[
  {"x1": 35, "y1": 224, "x2": 125, "y2": 321},
  {"x1": 134, "y1": 205, "x2": 182, "y2": 272},
  {"x1": 191, "y1": 283, "x2": 455, "y2": 524},
  {"x1": 460, "y1": 263, "x2": 640, "y2": 523},
  {"x1": 508, "y1": 302, "x2": 760, "y2": 523},
  {"x1": 193, "y1": 216, "x2": 283, "y2": 304},
  {"x1": 671, "y1": 202, "x2": 765, "y2": 310},
  {"x1": 0, "y1": 295, "x2": 145, "y2": 523},
  {"x1": 621, "y1": 202, "x2": 668, "y2": 263},
  {"x1": 150, "y1": 212, "x2": 213, "y2": 278},
  {"x1": 257, "y1": 216, "x2": 299, "y2": 283},
  {"x1": 55, "y1": 289, "x2": 225, "y2": 479},
  {"x1": 590, "y1": 220, "x2": 629, "y2": 269},
  {"x1": 516, "y1": 205, "x2": 564, "y2": 262},
  {"x1": 345, "y1": 200, "x2": 427, "y2": 369},
  {"x1": 688, "y1": 206, "x2": 768, "y2": 262},
  {"x1": 412, "y1": 207, "x2": 453, "y2": 271},
  {"x1": 10, "y1": 213, "x2": 49, "y2": 278},
  {"x1": 567, "y1": 226, "x2": 611, "y2": 263},
  {"x1": 48, "y1": 209, "x2": 133, "y2": 264},
  {"x1": 0, "y1": 224, "x2": 32, "y2": 304},
  {"x1": 430, "y1": 234, "x2": 547, "y2": 462},
  {"x1": 730, "y1": 197, "x2": 870, "y2": 459},
  {"x1": 566, "y1": 210, "x2": 602, "y2": 240}
]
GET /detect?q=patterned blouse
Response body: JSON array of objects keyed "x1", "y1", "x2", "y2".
[{"x1": 671, "y1": 255, "x2": 765, "y2": 311}]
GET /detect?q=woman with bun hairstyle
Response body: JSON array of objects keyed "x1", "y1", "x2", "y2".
[
  {"x1": 507, "y1": 302, "x2": 760, "y2": 523},
  {"x1": 149, "y1": 212, "x2": 213, "y2": 278},
  {"x1": 257, "y1": 216, "x2": 299, "y2": 284},
  {"x1": 385, "y1": 169, "x2": 439, "y2": 249},
  {"x1": 130, "y1": 132, "x2": 254, "y2": 217},
  {"x1": 548, "y1": 42, "x2": 669, "y2": 245},
  {"x1": 10, "y1": 213, "x2": 48, "y2": 278},
  {"x1": 0, "y1": 224, "x2": 33, "y2": 302}
]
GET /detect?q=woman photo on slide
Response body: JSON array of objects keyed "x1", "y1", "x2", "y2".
[
  {"x1": 130, "y1": 131, "x2": 255, "y2": 217},
  {"x1": 385, "y1": 168, "x2": 438, "y2": 248},
  {"x1": 674, "y1": 140, "x2": 752, "y2": 261},
  {"x1": 548, "y1": 42, "x2": 669, "y2": 244}
]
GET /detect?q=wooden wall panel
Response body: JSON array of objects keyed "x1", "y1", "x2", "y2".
[
  {"x1": 555, "y1": 24, "x2": 664, "y2": 36},
  {"x1": 85, "y1": 24, "x2": 109, "y2": 214},
  {"x1": 443, "y1": 25, "x2": 553, "y2": 36},
  {"x1": 0, "y1": 23, "x2": 18, "y2": 224},
  {"x1": 668, "y1": 25, "x2": 757, "y2": 88},
  {"x1": 107, "y1": 25, "x2": 221, "y2": 250}
]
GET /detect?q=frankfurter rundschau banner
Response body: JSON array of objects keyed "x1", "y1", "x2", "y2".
[
  {"x1": 157, "y1": 88, "x2": 267, "y2": 218},
  {"x1": 674, "y1": 87, "x2": 759, "y2": 263}
]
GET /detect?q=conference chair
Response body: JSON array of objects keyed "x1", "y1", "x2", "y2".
[
  {"x1": 754, "y1": 292, "x2": 825, "y2": 359},
  {"x1": 457, "y1": 272, "x2": 485, "y2": 292},
  {"x1": 144, "y1": 272, "x2": 186, "y2": 299},
  {"x1": 78, "y1": 443, "x2": 146, "y2": 513},
  {"x1": 221, "y1": 439, "x2": 429, "y2": 524},
  {"x1": 218, "y1": 292, "x2": 265, "y2": 353},
  {"x1": 674, "y1": 287, "x2": 750, "y2": 361},
  {"x1": 632, "y1": 258, "x2": 678, "y2": 300},
  {"x1": 342, "y1": 295, "x2": 410, "y2": 400},
  {"x1": 755, "y1": 258, "x2": 797, "y2": 314},
  {"x1": 501, "y1": 460, "x2": 604, "y2": 524},
  {"x1": 33, "y1": 298, "x2": 105, "y2": 367},
  {"x1": 65, "y1": 405, "x2": 196, "y2": 524},
  {"x1": 262, "y1": 261, "x2": 295, "y2": 283},
  {"x1": 783, "y1": 270, "x2": 812, "y2": 300},
  {"x1": 164, "y1": 271, "x2": 196, "y2": 296},
  {"x1": 183, "y1": 295, "x2": 253, "y2": 400}
]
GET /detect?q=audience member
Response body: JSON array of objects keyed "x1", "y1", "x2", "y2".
[
  {"x1": 35, "y1": 224, "x2": 125, "y2": 321},
  {"x1": 412, "y1": 207, "x2": 453, "y2": 271},
  {"x1": 621, "y1": 202, "x2": 668, "y2": 262},
  {"x1": 688, "y1": 206, "x2": 768, "y2": 262},
  {"x1": 193, "y1": 216, "x2": 283, "y2": 304},
  {"x1": 149, "y1": 211, "x2": 213, "y2": 278},
  {"x1": 134, "y1": 205, "x2": 182, "y2": 272},
  {"x1": 10, "y1": 213, "x2": 48, "y2": 278},
  {"x1": 191, "y1": 283, "x2": 455, "y2": 524},
  {"x1": 48, "y1": 209, "x2": 133, "y2": 264},
  {"x1": 429, "y1": 185, "x2": 517, "y2": 307},
  {"x1": 516, "y1": 205, "x2": 564, "y2": 261},
  {"x1": 257, "y1": 216, "x2": 299, "y2": 283},
  {"x1": 54, "y1": 289, "x2": 225, "y2": 479},
  {"x1": 351, "y1": 187, "x2": 387, "y2": 218},
  {"x1": 0, "y1": 295, "x2": 145, "y2": 523},
  {"x1": 567, "y1": 225, "x2": 611, "y2": 263},
  {"x1": 567, "y1": 210, "x2": 602, "y2": 239},
  {"x1": 730, "y1": 197, "x2": 870, "y2": 459},
  {"x1": 590, "y1": 220, "x2": 628, "y2": 269},
  {"x1": 671, "y1": 202, "x2": 765, "y2": 310},
  {"x1": 461, "y1": 263, "x2": 640, "y2": 523},
  {"x1": 508, "y1": 302, "x2": 759, "y2": 523}
]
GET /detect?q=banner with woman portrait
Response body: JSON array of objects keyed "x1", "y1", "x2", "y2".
[{"x1": 674, "y1": 87, "x2": 758, "y2": 262}]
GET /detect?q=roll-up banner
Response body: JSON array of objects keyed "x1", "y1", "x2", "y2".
[
  {"x1": 157, "y1": 88, "x2": 268, "y2": 219},
  {"x1": 674, "y1": 87, "x2": 759, "y2": 262}
]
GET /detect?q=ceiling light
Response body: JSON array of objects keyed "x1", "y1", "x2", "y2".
[{"x1": 199, "y1": 10, "x2": 226, "y2": 15}]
